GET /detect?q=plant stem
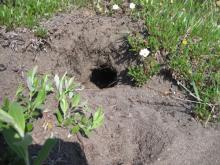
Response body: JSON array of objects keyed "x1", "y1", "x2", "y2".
[{"x1": 25, "y1": 151, "x2": 30, "y2": 165}]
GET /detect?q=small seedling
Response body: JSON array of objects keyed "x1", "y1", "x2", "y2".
[
  {"x1": 54, "y1": 73, "x2": 104, "y2": 137},
  {"x1": 128, "y1": 65, "x2": 148, "y2": 87},
  {"x1": 15, "y1": 66, "x2": 53, "y2": 131},
  {"x1": 34, "y1": 27, "x2": 48, "y2": 38},
  {"x1": 127, "y1": 34, "x2": 160, "y2": 86}
]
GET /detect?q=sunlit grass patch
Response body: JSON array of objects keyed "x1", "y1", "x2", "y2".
[
  {"x1": 0, "y1": 0, "x2": 74, "y2": 28},
  {"x1": 128, "y1": 0, "x2": 220, "y2": 121}
]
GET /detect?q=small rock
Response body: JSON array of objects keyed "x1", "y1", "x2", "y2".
[{"x1": 0, "y1": 64, "x2": 6, "y2": 72}]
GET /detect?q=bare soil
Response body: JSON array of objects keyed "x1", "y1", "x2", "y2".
[{"x1": 1, "y1": 9, "x2": 220, "y2": 165}]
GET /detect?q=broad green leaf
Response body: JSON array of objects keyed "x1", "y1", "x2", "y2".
[
  {"x1": 79, "y1": 125, "x2": 90, "y2": 137},
  {"x1": 67, "y1": 77, "x2": 74, "y2": 89},
  {"x1": 27, "y1": 66, "x2": 38, "y2": 92},
  {"x1": 1, "y1": 97, "x2": 10, "y2": 112},
  {"x1": 45, "y1": 77, "x2": 53, "y2": 92},
  {"x1": 0, "y1": 109, "x2": 15, "y2": 126},
  {"x1": 81, "y1": 115, "x2": 90, "y2": 125},
  {"x1": 0, "y1": 108, "x2": 24, "y2": 138},
  {"x1": 26, "y1": 123, "x2": 34, "y2": 132},
  {"x1": 64, "y1": 78, "x2": 68, "y2": 90},
  {"x1": 33, "y1": 78, "x2": 39, "y2": 91},
  {"x1": 3, "y1": 129, "x2": 26, "y2": 160},
  {"x1": 71, "y1": 94, "x2": 80, "y2": 109},
  {"x1": 16, "y1": 85, "x2": 24, "y2": 98},
  {"x1": 59, "y1": 72, "x2": 67, "y2": 95},
  {"x1": 8, "y1": 102, "x2": 25, "y2": 137},
  {"x1": 56, "y1": 110, "x2": 64, "y2": 124},
  {"x1": 60, "y1": 96, "x2": 68, "y2": 118},
  {"x1": 41, "y1": 75, "x2": 48, "y2": 87},
  {"x1": 27, "y1": 76, "x2": 33, "y2": 92},
  {"x1": 92, "y1": 107, "x2": 104, "y2": 129},
  {"x1": 71, "y1": 125, "x2": 80, "y2": 134},
  {"x1": 65, "y1": 77, "x2": 74, "y2": 90},
  {"x1": 61, "y1": 72, "x2": 67, "y2": 83},
  {"x1": 54, "y1": 74, "x2": 60, "y2": 90},
  {"x1": 33, "y1": 88, "x2": 46, "y2": 110},
  {"x1": 33, "y1": 138, "x2": 57, "y2": 165},
  {"x1": 63, "y1": 118, "x2": 73, "y2": 127}
]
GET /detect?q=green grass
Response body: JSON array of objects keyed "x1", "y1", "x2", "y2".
[
  {"x1": 0, "y1": 0, "x2": 91, "y2": 29},
  {"x1": 33, "y1": 27, "x2": 48, "y2": 38},
  {"x1": 0, "y1": 0, "x2": 70, "y2": 28},
  {"x1": 128, "y1": 0, "x2": 220, "y2": 121}
]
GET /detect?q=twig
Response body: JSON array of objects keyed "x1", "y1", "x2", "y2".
[
  {"x1": 204, "y1": 105, "x2": 216, "y2": 128},
  {"x1": 176, "y1": 80, "x2": 202, "y2": 101},
  {"x1": 172, "y1": 95, "x2": 219, "y2": 127},
  {"x1": 171, "y1": 96, "x2": 214, "y2": 106}
]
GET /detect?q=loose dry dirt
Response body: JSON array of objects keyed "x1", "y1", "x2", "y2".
[{"x1": 1, "y1": 9, "x2": 220, "y2": 165}]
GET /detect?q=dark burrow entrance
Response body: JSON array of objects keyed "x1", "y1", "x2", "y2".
[{"x1": 90, "y1": 65, "x2": 118, "y2": 89}]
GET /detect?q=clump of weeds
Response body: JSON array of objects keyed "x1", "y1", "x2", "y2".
[{"x1": 127, "y1": 0, "x2": 220, "y2": 123}]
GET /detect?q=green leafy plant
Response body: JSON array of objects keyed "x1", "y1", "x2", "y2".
[
  {"x1": 127, "y1": 33, "x2": 160, "y2": 86},
  {"x1": 34, "y1": 27, "x2": 48, "y2": 38},
  {"x1": 54, "y1": 73, "x2": 104, "y2": 137},
  {"x1": 15, "y1": 66, "x2": 53, "y2": 131},
  {"x1": 127, "y1": 34, "x2": 148, "y2": 53},
  {"x1": 0, "y1": 101, "x2": 56, "y2": 165},
  {"x1": 128, "y1": 65, "x2": 148, "y2": 87},
  {"x1": 128, "y1": 56, "x2": 160, "y2": 87},
  {"x1": 0, "y1": 67, "x2": 104, "y2": 164}
]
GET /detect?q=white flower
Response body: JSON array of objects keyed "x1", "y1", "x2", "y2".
[
  {"x1": 67, "y1": 132, "x2": 72, "y2": 138},
  {"x1": 139, "y1": 48, "x2": 150, "y2": 58},
  {"x1": 112, "y1": 4, "x2": 120, "y2": 10},
  {"x1": 129, "y1": 3, "x2": 136, "y2": 9}
]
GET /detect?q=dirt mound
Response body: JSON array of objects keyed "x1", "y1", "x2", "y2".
[
  {"x1": 1, "y1": 9, "x2": 220, "y2": 165},
  {"x1": 79, "y1": 83, "x2": 220, "y2": 165}
]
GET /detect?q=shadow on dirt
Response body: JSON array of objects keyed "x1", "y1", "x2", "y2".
[
  {"x1": 0, "y1": 135, "x2": 88, "y2": 165},
  {"x1": 30, "y1": 139, "x2": 88, "y2": 165}
]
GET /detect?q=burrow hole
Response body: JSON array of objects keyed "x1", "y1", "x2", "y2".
[{"x1": 90, "y1": 65, "x2": 118, "y2": 89}]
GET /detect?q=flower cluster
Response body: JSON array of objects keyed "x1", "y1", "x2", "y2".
[
  {"x1": 112, "y1": 4, "x2": 120, "y2": 10},
  {"x1": 112, "y1": 2, "x2": 136, "y2": 10},
  {"x1": 139, "y1": 48, "x2": 150, "y2": 58},
  {"x1": 129, "y1": 3, "x2": 136, "y2": 9}
]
